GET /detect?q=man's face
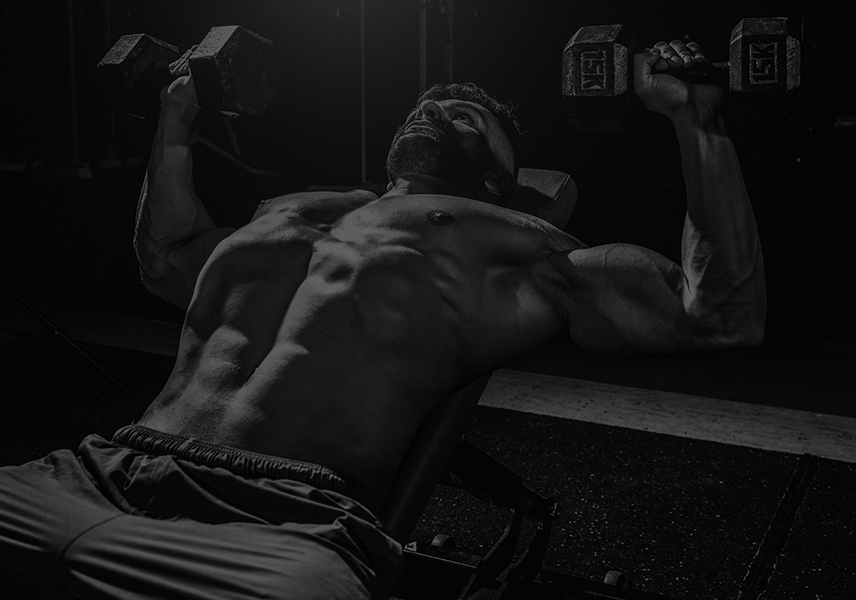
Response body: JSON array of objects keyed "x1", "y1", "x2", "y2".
[{"x1": 385, "y1": 99, "x2": 515, "y2": 191}]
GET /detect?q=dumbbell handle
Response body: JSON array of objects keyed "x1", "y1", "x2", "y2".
[{"x1": 654, "y1": 60, "x2": 729, "y2": 86}]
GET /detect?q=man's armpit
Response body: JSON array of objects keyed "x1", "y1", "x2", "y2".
[{"x1": 202, "y1": 227, "x2": 236, "y2": 258}]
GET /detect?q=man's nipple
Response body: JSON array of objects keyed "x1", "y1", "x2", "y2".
[{"x1": 426, "y1": 210, "x2": 455, "y2": 225}]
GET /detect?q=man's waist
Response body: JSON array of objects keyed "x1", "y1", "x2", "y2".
[{"x1": 111, "y1": 424, "x2": 382, "y2": 512}]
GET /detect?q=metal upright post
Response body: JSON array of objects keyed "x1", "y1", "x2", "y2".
[
  {"x1": 360, "y1": 0, "x2": 368, "y2": 183},
  {"x1": 445, "y1": 0, "x2": 454, "y2": 83},
  {"x1": 97, "y1": 0, "x2": 122, "y2": 169},
  {"x1": 51, "y1": 0, "x2": 92, "y2": 178},
  {"x1": 419, "y1": 0, "x2": 428, "y2": 93}
]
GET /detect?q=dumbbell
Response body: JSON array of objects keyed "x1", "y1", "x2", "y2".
[
  {"x1": 97, "y1": 26, "x2": 282, "y2": 119},
  {"x1": 562, "y1": 17, "x2": 801, "y2": 132}
]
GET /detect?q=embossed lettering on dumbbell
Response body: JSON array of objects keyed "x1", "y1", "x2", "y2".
[
  {"x1": 581, "y1": 51, "x2": 607, "y2": 91},
  {"x1": 750, "y1": 43, "x2": 778, "y2": 85},
  {"x1": 728, "y1": 17, "x2": 800, "y2": 93}
]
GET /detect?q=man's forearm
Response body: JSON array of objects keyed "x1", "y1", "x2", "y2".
[
  {"x1": 674, "y1": 110, "x2": 766, "y2": 344},
  {"x1": 134, "y1": 104, "x2": 215, "y2": 286}
]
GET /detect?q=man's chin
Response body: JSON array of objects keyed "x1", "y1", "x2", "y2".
[
  {"x1": 386, "y1": 134, "x2": 487, "y2": 190},
  {"x1": 386, "y1": 136, "x2": 440, "y2": 181}
]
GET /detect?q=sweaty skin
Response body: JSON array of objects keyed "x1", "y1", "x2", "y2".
[
  {"x1": 135, "y1": 41, "x2": 765, "y2": 510},
  {"x1": 138, "y1": 188, "x2": 574, "y2": 506}
]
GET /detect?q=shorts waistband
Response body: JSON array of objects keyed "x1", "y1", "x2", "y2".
[{"x1": 111, "y1": 424, "x2": 370, "y2": 507}]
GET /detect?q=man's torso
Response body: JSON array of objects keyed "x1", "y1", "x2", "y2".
[{"x1": 138, "y1": 190, "x2": 581, "y2": 501}]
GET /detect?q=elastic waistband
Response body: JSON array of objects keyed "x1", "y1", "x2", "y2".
[{"x1": 111, "y1": 424, "x2": 369, "y2": 506}]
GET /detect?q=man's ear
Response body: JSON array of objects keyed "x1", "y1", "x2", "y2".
[
  {"x1": 482, "y1": 168, "x2": 516, "y2": 198},
  {"x1": 387, "y1": 181, "x2": 395, "y2": 191}
]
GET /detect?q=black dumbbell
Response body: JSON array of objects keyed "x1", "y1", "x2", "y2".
[
  {"x1": 97, "y1": 26, "x2": 282, "y2": 119},
  {"x1": 562, "y1": 17, "x2": 801, "y2": 132}
]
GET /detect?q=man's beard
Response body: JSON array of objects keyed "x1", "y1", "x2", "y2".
[{"x1": 385, "y1": 127, "x2": 492, "y2": 190}]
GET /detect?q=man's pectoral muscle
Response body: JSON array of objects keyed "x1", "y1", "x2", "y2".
[{"x1": 139, "y1": 190, "x2": 378, "y2": 310}]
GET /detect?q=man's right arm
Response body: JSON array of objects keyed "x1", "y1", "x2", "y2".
[{"x1": 134, "y1": 69, "x2": 235, "y2": 309}]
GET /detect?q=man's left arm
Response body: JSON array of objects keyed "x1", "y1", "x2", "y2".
[
  {"x1": 546, "y1": 39, "x2": 766, "y2": 355},
  {"x1": 639, "y1": 40, "x2": 767, "y2": 347}
]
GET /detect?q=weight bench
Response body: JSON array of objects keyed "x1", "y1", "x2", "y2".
[{"x1": 380, "y1": 169, "x2": 578, "y2": 599}]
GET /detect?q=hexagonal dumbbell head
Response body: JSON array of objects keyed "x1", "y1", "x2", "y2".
[
  {"x1": 97, "y1": 34, "x2": 180, "y2": 117},
  {"x1": 189, "y1": 26, "x2": 282, "y2": 118},
  {"x1": 729, "y1": 17, "x2": 801, "y2": 93},
  {"x1": 562, "y1": 24, "x2": 636, "y2": 132}
]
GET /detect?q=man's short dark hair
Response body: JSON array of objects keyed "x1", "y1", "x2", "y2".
[{"x1": 415, "y1": 82, "x2": 525, "y2": 171}]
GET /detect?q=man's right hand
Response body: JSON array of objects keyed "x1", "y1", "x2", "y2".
[{"x1": 160, "y1": 46, "x2": 200, "y2": 124}]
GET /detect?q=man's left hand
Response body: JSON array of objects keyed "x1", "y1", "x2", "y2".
[{"x1": 634, "y1": 40, "x2": 725, "y2": 123}]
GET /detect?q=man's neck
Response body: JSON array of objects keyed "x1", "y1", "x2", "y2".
[{"x1": 383, "y1": 174, "x2": 501, "y2": 205}]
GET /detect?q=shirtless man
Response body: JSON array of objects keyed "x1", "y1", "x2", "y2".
[{"x1": 0, "y1": 38, "x2": 765, "y2": 600}]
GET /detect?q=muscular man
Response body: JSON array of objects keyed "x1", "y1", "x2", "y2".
[{"x1": 0, "y1": 38, "x2": 765, "y2": 599}]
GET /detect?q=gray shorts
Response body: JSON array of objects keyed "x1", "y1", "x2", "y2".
[{"x1": 0, "y1": 425, "x2": 402, "y2": 600}]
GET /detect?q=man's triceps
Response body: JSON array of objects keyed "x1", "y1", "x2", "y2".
[{"x1": 551, "y1": 243, "x2": 710, "y2": 355}]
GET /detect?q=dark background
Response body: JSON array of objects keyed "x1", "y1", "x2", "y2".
[
  {"x1": 0, "y1": 4, "x2": 854, "y2": 597},
  {"x1": 0, "y1": 0, "x2": 854, "y2": 409}
]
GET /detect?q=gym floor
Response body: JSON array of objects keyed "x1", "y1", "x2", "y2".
[{"x1": 1, "y1": 166, "x2": 854, "y2": 599}]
